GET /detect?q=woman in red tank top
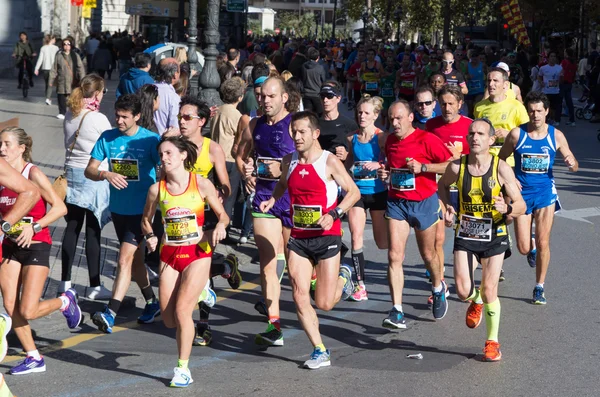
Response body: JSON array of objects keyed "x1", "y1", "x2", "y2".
[{"x1": 0, "y1": 127, "x2": 79, "y2": 376}]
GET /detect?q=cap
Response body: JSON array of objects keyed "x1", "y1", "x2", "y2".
[
  {"x1": 320, "y1": 84, "x2": 342, "y2": 97},
  {"x1": 495, "y1": 62, "x2": 510, "y2": 72}
]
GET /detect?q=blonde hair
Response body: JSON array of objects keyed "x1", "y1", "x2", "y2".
[
  {"x1": 357, "y1": 94, "x2": 384, "y2": 114},
  {"x1": 0, "y1": 127, "x2": 33, "y2": 162},
  {"x1": 43, "y1": 34, "x2": 55, "y2": 45},
  {"x1": 175, "y1": 47, "x2": 188, "y2": 64},
  {"x1": 280, "y1": 70, "x2": 293, "y2": 81},
  {"x1": 67, "y1": 74, "x2": 105, "y2": 117}
]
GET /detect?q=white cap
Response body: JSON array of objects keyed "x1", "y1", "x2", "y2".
[{"x1": 496, "y1": 62, "x2": 510, "y2": 73}]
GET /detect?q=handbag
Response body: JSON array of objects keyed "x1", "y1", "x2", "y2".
[{"x1": 52, "y1": 111, "x2": 91, "y2": 201}]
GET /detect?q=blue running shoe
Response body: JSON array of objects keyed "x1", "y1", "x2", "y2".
[
  {"x1": 424, "y1": 269, "x2": 431, "y2": 282},
  {"x1": 382, "y1": 308, "x2": 407, "y2": 329},
  {"x1": 61, "y1": 288, "x2": 82, "y2": 329},
  {"x1": 138, "y1": 300, "x2": 160, "y2": 323},
  {"x1": 339, "y1": 264, "x2": 354, "y2": 301},
  {"x1": 303, "y1": 347, "x2": 331, "y2": 369},
  {"x1": 432, "y1": 280, "x2": 449, "y2": 320},
  {"x1": 9, "y1": 356, "x2": 46, "y2": 375},
  {"x1": 532, "y1": 286, "x2": 547, "y2": 305},
  {"x1": 527, "y1": 249, "x2": 537, "y2": 268},
  {"x1": 92, "y1": 306, "x2": 115, "y2": 334}
]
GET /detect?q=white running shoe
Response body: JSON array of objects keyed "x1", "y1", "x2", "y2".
[
  {"x1": 45, "y1": 99, "x2": 51, "y2": 105},
  {"x1": 56, "y1": 114, "x2": 65, "y2": 120},
  {"x1": 198, "y1": 280, "x2": 216, "y2": 307},
  {"x1": 86, "y1": 284, "x2": 112, "y2": 300},
  {"x1": 170, "y1": 367, "x2": 193, "y2": 388}
]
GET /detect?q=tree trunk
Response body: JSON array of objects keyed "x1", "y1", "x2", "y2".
[{"x1": 442, "y1": 0, "x2": 451, "y2": 46}]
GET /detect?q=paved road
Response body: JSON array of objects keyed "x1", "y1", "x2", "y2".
[{"x1": 0, "y1": 78, "x2": 599, "y2": 396}]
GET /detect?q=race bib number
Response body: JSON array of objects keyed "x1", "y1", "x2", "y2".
[
  {"x1": 401, "y1": 80, "x2": 413, "y2": 88},
  {"x1": 256, "y1": 157, "x2": 282, "y2": 181},
  {"x1": 110, "y1": 158, "x2": 139, "y2": 181},
  {"x1": 457, "y1": 214, "x2": 492, "y2": 242},
  {"x1": 6, "y1": 217, "x2": 33, "y2": 239},
  {"x1": 381, "y1": 88, "x2": 394, "y2": 97},
  {"x1": 468, "y1": 80, "x2": 482, "y2": 90},
  {"x1": 164, "y1": 215, "x2": 200, "y2": 243},
  {"x1": 548, "y1": 79, "x2": 558, "y2": 88},
  {"x1": 365, "y1": 82, "x2": 378, "y2": 91},
  {"x1": 353, "y1": 161, "x2": 377, "y2": 180},
  {"x1": 292, "y1": 205, "x2": 322, "y2": 230},
  {"x1": 390, "y1": 168, "x2": 415, "y2": 191},
  {"x1": 521, "y1": 153, "x2": 550, "y2": 174}
]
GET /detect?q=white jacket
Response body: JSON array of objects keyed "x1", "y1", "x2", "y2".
[{"x1": 35, "y1": 44, "x2": 59, "y2": 72}]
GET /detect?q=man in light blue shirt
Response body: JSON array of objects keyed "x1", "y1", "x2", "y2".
[
  {"x1": 85, "y1": 93, "x2": 161, "y2": 334},
  {"x1": 154, "y1": 58, "x2": 181, "y2": 135}
]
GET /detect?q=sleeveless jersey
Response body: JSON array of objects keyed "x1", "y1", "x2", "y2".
[
  {"x1": 0, "y1": 163, "x2": 51, "y2": 244},
  {"x1": 191, "y1": 137, "x2": 214, "y2": 181},
  {"x1": 287, "y1": 151, "x2": 340, "y2": 238},
  {"x1": 467, "y1": 62, "x2": 485, "y2": 95},
  {"x1": 362, "y1": 61, "x2": 380, "y2": 92},
  {"x1": 159, "y1": 173, "x2": 205, "y2": 244},
  {"x1": 253, "y1": 114, "x2": 295, "y2": 193},
  {"x1": 456, "y1": 155, "x2": 507, "y2": 241},
  {"x1": 351, "y1": 131, "x2": 386, "y2": 195},
  {"x1": 379, "y1": 73, "x2": 396, "y2": 98},
  {"x1": 514, "y1": 124, "x2": 557, "y2": 190},
  {"x1": 398, "y1": 68, "x2": 416, "y2": 96}
]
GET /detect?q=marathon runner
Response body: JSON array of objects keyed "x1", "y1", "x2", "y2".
[
  {"x1": 380, "y1": 57, "x2": 397, "y2": 131},
  {"x1": 259, "y1": 111, "x2": 359, "y2": 369},
  {"x1": 483, "y1": 62, "x2": 523, "y2": 103},
  {"x1": 438, "y1": 118, "x2": 526, "y2": 361},
  {"x1": 412, "y1": 86, "x2": 438, "y2": 129},
  {"x1": 235, "y1": 76, "x2": 295, "y2": 346},
  {"x1": 142, "y1": 135, "x2": 229, "y2": 387},
  {"x1": 86, "y1": 94, "x2": 161, "y2": 333},
  {"x1": 345, "y1": 96, "x2": 388, "y2": 301},
  {"x1": 360, "y1": 49, "x2": 384, "y2": 98},
  {"x1": 465, "y1": 49, "x2": 487, "y2": 117},
  {"x1": 395, "y1": 54, "x2": 416, "y2": 103},
  {"x1": 377, "y1": 100, "x2": 453, "y2": 328},
  {"x1": 0, "y1": 127, "x2": 79, "y2": 375},
  {"x1": 346, "y1": 49, "x2": 365, "y2": 110},
  {"x1": 440, "y1": 51, "x2": 469, "y2": 95},
  {"x1": 498, "y1": 92, "x2": 578, "y2": 304}
]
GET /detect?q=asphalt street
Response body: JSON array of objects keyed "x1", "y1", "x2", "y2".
[{"x1": 0, "y1": 77, "x2": 598, "y2": 397}]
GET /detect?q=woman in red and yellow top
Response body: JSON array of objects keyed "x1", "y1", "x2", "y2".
[{"x1": 141, "y1": 135, "x2": 228, "y2": 388}]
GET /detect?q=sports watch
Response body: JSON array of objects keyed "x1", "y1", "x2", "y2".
[
  {"x1": 421, "y1": 164, "x2": 428, "y2": 173},
  {"x1": 0, "y1": 220, "x2": 11, "y2": 233},
  {"x1": 32, "y1": 222, "x2": 43, "y2": 234}
]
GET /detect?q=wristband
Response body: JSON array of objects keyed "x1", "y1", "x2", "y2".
[
  {"x1": 99, "y1": 170, "x2": 105, "y2": 180},
  {"x1": 145, "y1": 232, "x2": 156, "y2": 239},
  {"x1": 506, "y1": 204, "x2": 513, "y2": 216},
  {"x1": 328, "y1": 209, "x2": 340, "y2": 221}
]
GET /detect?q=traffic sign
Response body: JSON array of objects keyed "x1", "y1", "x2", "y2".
[{"x1": 226, "y1": 0, "x2": 245, "y2": 12}]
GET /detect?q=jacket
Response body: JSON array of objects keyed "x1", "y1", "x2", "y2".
[
  {"x1": 49, "y1": 51, "x2": 85, "y2": 95},
  {"x1": 300, "y1": 60, "x2": 326, "y2": 97},
  {"x1": 13, "y1": 41, "x2": 35, "y2": 63},
  {"x1": 116, "y1": 68, "x2": 155, "y2": 98},
  {"x1": 92, "y1": 48, "x2": 112, "y2": 71},
  {"x1": 35, "y1": 44, "x2": 59, "y2": 72}
]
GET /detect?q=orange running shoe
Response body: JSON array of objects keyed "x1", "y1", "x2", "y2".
[
  {"x1": 465, "y1": 302, "x2": 483, "y2": 329},
  {"x1": 482, "y1": 340, "x2": 502, "y2": 362}
]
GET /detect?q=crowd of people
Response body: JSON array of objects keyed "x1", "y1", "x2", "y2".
[{"x1": 0, "y1": 30, "x2": 587, "y2": 390}]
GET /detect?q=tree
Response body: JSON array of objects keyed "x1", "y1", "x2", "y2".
[{"x1": 277, "y1": 11, "x2": 319, "y2": 38}]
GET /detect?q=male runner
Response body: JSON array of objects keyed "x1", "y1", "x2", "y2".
[
  {"x1": 499, "y1": 92, "x2": 578, "y2": 304},
  {"x1": 483, "y1": 62, "x2": 523, "y2": 103},
  {"x1": 438, "y1": 118, "x2": 525, "y2": 361},
  {"x1": 412, "y1": 86, "x2": 438, "y2": 129},
  {"x1": 260, "y1": 111, "x2": 359, "y2": 369},
  {"x1": 440, "y1": 51, "x2": 468, "y2": 95},
  {"x1": 236, "y1": 76, "x2": 295, "y2": 346},
  {"x1": 318, "y1": 80, "x2": 358, "y2": 161},
  {"x1": 377, "y1": 100, "x2": 453, "y2": 328},
  {"x1": 395, "y1": 54, "x2": 416, "y2": 102},
  {"x1": 86, "y1": 94, "x2": 160, "y2": 333}
]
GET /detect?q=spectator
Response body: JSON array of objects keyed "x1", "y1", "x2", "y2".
[
  {"x1": 301, "y1": 47, "x2": 326, "y2": 116},
  {"x1": 153, "y1": 58, "x2": 181, "y2": 134},
  {"x1": 92, "y1": 41, "x2": 112, "y2": 79},
  {"x1": 560, "y1": 48, "x2": 577, "y2": 126},
  {"x1": 12, "y1": 31, "x2": 36, "y2": 89},
  {"x1": 248, "y1": 44, "x2": 262, "y2": 62},
  {"x1": 84, "y1": 33, "x2": 100, "y2": 73},
  {"x1": 34, "y1": 34, "x2": 59, "y2": 106},
  {"x1": 114, "y1": 31, "x2": 134, "y2": 76},
  {"x1": 50, "y1": 38, "x2": 85, "y2": 119},
  {"x1": 116, "y1": 53, "x2": 154, "y2": 98},
  {"x1": 138, "y1": 84, "x2": 160, "y2": 133}
]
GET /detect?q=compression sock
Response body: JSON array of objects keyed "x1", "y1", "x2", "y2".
[
  {"x1": 351, "y1": 249, "x2": 365, "y2": 284},
  {"x1": 141, "y1": 286, "x2": 155, "y2": 303},
  {"x1": 269, "y1": 317, "x2": 281, "y2": 331},
  {"x1": 26, "y1": 350, "x2": 41, "y2": 360},
  {"x1": 467, "y1": 288, "x2": 483, "y2": 304},
  {"x1": 276, "y1": 254, "x2": 286, "y2": 282},
  {"x1": 108, "y1": 299, "x2": 121, "y2": 317},
  {"x1": 200, "y1": 301, "x2": 211, "y2": 322},
  {"x1": 484, "y1": 299, "x2": 501, "y2": 342},
  {"x1": 315, "y1": 343, "x2": 326, "y2": 352},
  {"x1": 177, "y1": 359, "x2": 189, "y2": 369}
]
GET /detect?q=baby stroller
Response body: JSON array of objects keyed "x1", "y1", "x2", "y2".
[{"x1": 575, "y1": 96, "x2": 594, "y2": 121}]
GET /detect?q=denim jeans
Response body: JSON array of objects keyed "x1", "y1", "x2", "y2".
[{"x1": 560, "y1": 83, "x2": 575, "y2": 122}]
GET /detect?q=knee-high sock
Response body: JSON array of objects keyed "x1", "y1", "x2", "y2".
[
  {"x1": 484, "y1": 299, "x2": 501, "y2": 342},
  {"x1": 351, "y1": 249, "x2": 365, "y2": 283},
  {"x1": 276, "y1": 253, "x2": 286, "y2": 283}
]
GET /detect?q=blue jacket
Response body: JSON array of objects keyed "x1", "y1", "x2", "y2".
[{"x1": 116, "y1": 68, "x2": 154, "y2": 98}]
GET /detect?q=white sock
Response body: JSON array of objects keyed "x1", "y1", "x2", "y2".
[
  {"x1": 26, "y1": 350, "x2": 41, "y2": 360},
  {"x1": 393, "y1": 304, "x2": 403, "y2": 313},
  {"x1": 536, "y1": 283, "x2": 544, "y2": 288},
  {"x1": 432, "y1": 283, "x2": 443, "y2": 293},
  {"x1": 59, "y1": 295, "x2": 69, "y2": 311}
]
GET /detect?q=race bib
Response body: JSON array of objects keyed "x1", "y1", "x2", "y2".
[
  {"x1": 111, "y1": 158, "x2": 139, "y2": 181},
  {"x1": 457, "y1": 214, "x2": 492, "y2": 242},
  {"x1": 6, "y1": 216, "x2": 33, "y2": 239},
  {"x1": 292, "y1": 204, "x2": 322, "y2": 230},
  {"x1": 256, "y1": 157, "x2": 282, "y2": 181},
  {"x1": 548, "y1": 79, "x2": 558, "y2": 88},
  {"x1": 381, "y1": 88, "x2": 394, "y2": 97},
  {"x1": 353, "y1": 161, "x2": 377, "y2": 180},
  {"x1": 390, "y1": 168, "x2": 415, "y2": 191},
  {"x1": 521, "y1": 153, "x2": 550, "y2": 174},
  {"x1": 401, "y1": 80, "x2": 413, "y2": 88},
  {"x1": 468, "y1": 80, "x2": 482, "y2": 90},
  {"x1": 365, "y1": 82, "x2": 378, "y2": 91},
  {"x1": 164, "y1": 214, "x2": 200, "y2": 243}
]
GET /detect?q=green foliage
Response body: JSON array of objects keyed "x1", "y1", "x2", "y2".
[
  {"x1": 277, "y1": 11, "x2": 319, "y2": 38},
  {"x1": 248, "y1": 19, "x2": 261, "y2": 34}
]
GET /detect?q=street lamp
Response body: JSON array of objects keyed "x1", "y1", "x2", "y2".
[
  {"x1": 362, "y1": 11, "x2": 369, "y2": 42},
  {"x1": 394, "y1": 6, "x2": 403, "y2": 44},
  {"x1": 197, "y1": 0, "x2": 223, "y2": 112}
]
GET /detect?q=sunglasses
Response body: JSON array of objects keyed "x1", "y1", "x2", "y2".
[
  {"x1": 103, "y1": 88, "x2": 108, "y2": 94},
  {"x1": 178, "y1": 114, "x2": 201, "y2": 121},
  {"x1": 63, "y1": 42, "x2": 71, "y2": 46},
  {"x1": 442, "y1": 60, "x2": 453, "y2": 64},
  {"x1": 320, "y1": 93, "x2": 337, "y2": 100},
  {"x1": 416, "y1": 101, "x2": 433, "y2": 107}
]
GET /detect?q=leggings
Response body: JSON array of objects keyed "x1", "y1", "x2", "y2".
[{"x1": 61, "y1": 203, "x2": 102, "y2": 287}]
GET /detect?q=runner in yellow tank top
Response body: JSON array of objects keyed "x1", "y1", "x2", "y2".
[{"x1": 142, "y1": 136, "x2": 229, "y2": 388}]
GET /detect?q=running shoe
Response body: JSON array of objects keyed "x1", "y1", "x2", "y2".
[
  {"x1": 424, "y1": 269, "x2": 431, "y2": 282},
  {"x1": 85, "y1": 284, "x2": 112, "y2": 300},
  {"x1": 465, "y1": 301, "x2": 483, "y2": 329},
  {"x1": 225, "y1": 254, "x2": 242, "y2": 289},
  {"x1": 92, "y1": 306, "x2": 115, "y2": 334},
  {"x1": 198, "y1": 283, "x2": 217, "y2": 308},
  {"x1": 498, "y1": 269, "x2": 506, "y2": 282},
  {"x1": 339, "y1": 264, "x2": 354, "y2": 301},
  {"x1": 254, "y1": 299, "x2": 268, "y2": 317},
  {"x1": 482, "y1": 340, "x2": 502, "y2": 362},
  {"x1": 532, "y1": 286, "x2": 547, "y2": 305},
  {"x1": 527, "y1": 249, "x2": 537, "y2": 268},
  {"x1": 0, "y1": 313, "x2": 12, "y2": 362},
  {"x1": 255, "y1": 322, "x2": 283, "y2": 346},
  {"x1": 9, "y1": 356, "x2": 46, "y2": 375},
  {"x1": 310, "y1": 273, "x2": 317, "y2": 291},
  {"x1": 137, "y1": 300, "x2": 160, "y2": 324},
  {"x1": 427, "y1": 280, "x2": 450, "y2": 304},
  {"x1": 382, "y1": 308, "x2": 407, "y2": 329},
  {"x1": 170, "y1": 367, "x2": 193, "y2": 388},
  {"x1": 61, "y1": 288, "x2": 82, "y2": 329},
  {"x1": 239, "y1": 236, "x2": 248, "y2": 244},
  {"x1": 349, "y1": 284, "x2": 368, "y2": 302},
  {"x1": 303, "y1": 347, "x2": 331, "y2": 369},
  {"x1": 431, "y1": 280, "x2": 448, "y2": 320},
  {"x1": 193, "y1": 324, "x2": 212, "y2": 346}
]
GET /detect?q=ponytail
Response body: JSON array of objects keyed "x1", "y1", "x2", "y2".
[
  {"x1": 67, "y1": 87, "x2": 84, "y2": 116},
  {"x1": 67, "y1": 73, "x2": 105, "y2": 117}
]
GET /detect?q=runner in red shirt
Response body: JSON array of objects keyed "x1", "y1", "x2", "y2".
[
  {"x1": 377, "y1": 100, "x2": 453, "y2": 329},
  {"x1": 346, "y1": 49, "x2": 365, "y2": 109},
  {"x1": 395, "y1": 54, "x2": 417, "y2": 102}
]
